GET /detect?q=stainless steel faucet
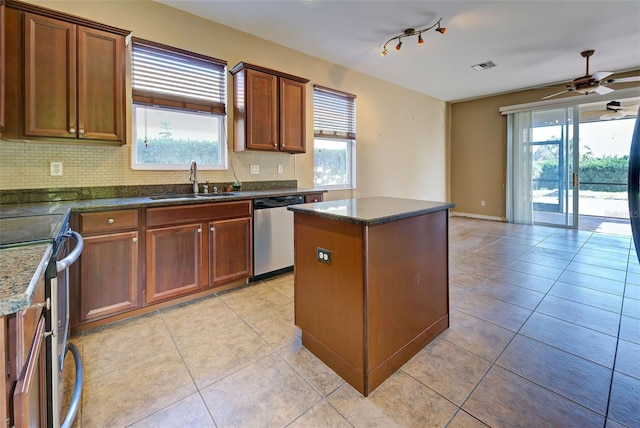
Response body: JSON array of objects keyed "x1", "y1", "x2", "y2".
[{"x1": 189, "y1": 160, "x2": 198, "y2": 194}]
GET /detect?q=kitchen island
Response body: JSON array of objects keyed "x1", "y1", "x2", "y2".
[{"x1": 288, "y1": 197, "x2": 454, "y2": 396}]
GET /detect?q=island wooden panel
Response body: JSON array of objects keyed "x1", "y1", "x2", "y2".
[{"x1": 293, "y1": 209, "x2": 449, "y2": 396}]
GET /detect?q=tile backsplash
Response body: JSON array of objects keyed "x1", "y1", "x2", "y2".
[{"x1": 0, "y1": 140, "x2": 296, "y2": 190}]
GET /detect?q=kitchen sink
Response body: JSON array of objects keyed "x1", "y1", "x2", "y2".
[{"x1": 148, "y1": 192, "x2": 237, "y2": 200}]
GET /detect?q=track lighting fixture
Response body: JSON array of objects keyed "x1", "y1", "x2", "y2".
[{"x1": 381, "y1": 18, "x2": 446, "y2": 56}]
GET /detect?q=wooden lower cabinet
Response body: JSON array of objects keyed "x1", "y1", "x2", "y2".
[
  {"x1": 1, "y1": 274, "x2": 47, "y2": 427},
  {"x1": 79, "y1": 231, "x2": 139, "y2": 322},
  {"x1": 146, "y1": 223, "x2": 205, "y2": 304},
  {"x1": 71, "y1": 201, "x2": 254, "y2": 330},
  {"x1": 12, "y1": 317, "x2": 46, "y2": 428},
  {"x1": 209, "y1": 217, "x2": 252, "y2": 286},
  {"x1": 145, "y1": 201, "x2": 253, "y2": 303}
]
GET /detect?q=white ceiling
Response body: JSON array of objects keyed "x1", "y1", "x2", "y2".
[{"x1": 155, "y1": 0, "x2": 640, "y2": 102}]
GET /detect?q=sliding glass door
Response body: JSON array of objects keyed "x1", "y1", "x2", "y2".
[{"x1": 532, "y1": 107, "x2": 578, "y2": 228}]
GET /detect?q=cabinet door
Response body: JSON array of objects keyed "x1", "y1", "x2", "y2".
[
  {"x1": 13, "y1": 316, "x2": 46, "y2": 428},
  {"x1": 23, "y1": 13, "x2": 76, "y2": 138},
  {"x1": 245, "y1": 69, "x2": 278, "y2": 151},
  {"x1": 209, "y1": 217, "x2": 252, "y2": 286},
  {"x1": 1, "y1": 3, "x2": 5, "y2": 134},
  {"x1": 279, "y1": 78, "x2": 306, "y2": 153},
  {"x1": 77, "y1": 26, "x2": 125, "y2": 142},
  {"x1": 79, "y1": 231, "x2": 139, "y2": 322},
  {"x1": 146, "y1": 224, "x2": 206, "y2": 303}
]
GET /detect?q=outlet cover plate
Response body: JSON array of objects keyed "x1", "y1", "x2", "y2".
[
  {"x1": 250, "y1": 165, "x2": 260, "y2": 175},
  {"x1": 50, "y1": 162, "x2": 63, "y2": 176},
  {"x1": 316, "y1": 247, "x2": 332, "y2": 265}
]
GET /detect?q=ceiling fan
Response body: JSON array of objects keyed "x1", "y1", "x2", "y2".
[
  {"x1": 543, "y1": 50, "x2": 640, "y2": 100},
  {"x1": 581, "y1": 100, "x2": 639, "y2": 120}
]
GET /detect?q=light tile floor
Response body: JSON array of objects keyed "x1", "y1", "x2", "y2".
[{"x1": 64, "y1": 217, "x2": 640, "y2": 427}]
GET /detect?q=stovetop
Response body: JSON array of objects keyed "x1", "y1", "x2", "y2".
[{"x1": 0, "y1": 213, "x2": 68, "y2": 248}]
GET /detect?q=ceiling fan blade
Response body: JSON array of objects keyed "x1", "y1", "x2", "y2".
[
  {"x1": 601, "y1": 111, "x2": 623, "y2": 119},
  {"x1": 581, "y1": 110, "x2": 606, "y2": 117},
  {"x1": 542, "y1": 89, "x2": 570, "y2": 100},
  {"x1": 604, "y1": 76, "x2": 640, "y2": 84},
  {"x1": 591, "y1": 71, "x2": 613, "y2": 81},
  {"x1": 594, "y1": 85, "x2": 615, "y2": 95}
]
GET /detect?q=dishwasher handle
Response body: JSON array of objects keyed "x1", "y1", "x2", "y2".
[{"x1": 253, "y1": 195, "x2": 304, "y2": 209}]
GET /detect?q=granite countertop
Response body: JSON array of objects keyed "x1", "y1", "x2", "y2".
[
  {"x1": 0, "y1": 244, "x2": 52, "y2": 316},
  {"x1": 0, "y1": 185, "x2": 324, "y2": 316},
  {"x1": 288, "y1": 197, "x2": 455, "y2": 226},
  {"x1": 0, "y1": 187, "x2": 323, "y2": 217}
]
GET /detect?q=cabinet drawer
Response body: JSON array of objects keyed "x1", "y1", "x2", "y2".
[
  {"x1": 147, "y1": 201, "x2": 252, "y2": 227},
  {"x1": 80, "y1": 209, "x2": 138, "y2": 234},
  {"x1": 304, "y1": 193, "x2": 324, "y2": 203}
]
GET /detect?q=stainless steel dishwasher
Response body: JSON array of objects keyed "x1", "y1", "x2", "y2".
[{"x1": 253, "y1": 195, "x2": 304, "y2": 279}]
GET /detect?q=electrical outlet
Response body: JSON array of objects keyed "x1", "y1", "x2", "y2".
[
  {"x1": 250, "y1": 164, "x2": 260, "y2": 175},
  {"x1": 50, "y1": 162, "x2": 63, "y2": 176},
  {"x1": 277, "y1": 164, "x2": 283, "y2": 174},
  {"x1": 316, "y1": 247, "x2": 332, "y2": 265},
  {"x1": 480, "y1": 200, "x2": 485, "y2": 207}
]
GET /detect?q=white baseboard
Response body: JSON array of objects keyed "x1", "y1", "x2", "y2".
[{"x1": 451, "y1": 211, "x2": 505, "y2": 222}]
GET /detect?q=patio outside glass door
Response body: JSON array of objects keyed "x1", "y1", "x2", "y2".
[{"x1": 532, "y1": 106, "x2": 579, "y2": 228}]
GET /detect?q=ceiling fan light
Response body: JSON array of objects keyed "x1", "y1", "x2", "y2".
[
  {"x1": 417, "y1": 34, "x2": 424, "y2": 45},
  {"x1": 395, "y1": 40, "x2": 402, "y2": 51}
]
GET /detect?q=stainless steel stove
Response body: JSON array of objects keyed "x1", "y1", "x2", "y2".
[{"x1": 0, "y1": 212, "x2": 83, "y2": 428}]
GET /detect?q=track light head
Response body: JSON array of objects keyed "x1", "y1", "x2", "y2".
[
  {"x1": 418, "y1": 34, "x2": 424, "y2": 45},
  {"x1": 436, "y1": 25, "x2": 446, "y2": 34},
  {"x1": 395, "y1": 40, "x2": 402, "y2": 51}
]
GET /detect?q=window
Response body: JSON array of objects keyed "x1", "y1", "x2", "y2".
[
  {"x1": 131, "y1": 39, "x2": 227, "y2": 170},
  {"x1": 313, "y1": 85, "x2": 356, "y2": 189}
]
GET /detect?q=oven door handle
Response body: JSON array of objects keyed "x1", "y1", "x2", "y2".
[{"x1": 56, "y1": 230, "x2": 84, "y2": 273}]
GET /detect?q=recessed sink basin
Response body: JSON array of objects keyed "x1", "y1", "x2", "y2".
[{"x1": 148, "y1": 192, "x2": 237, "y2": 200}]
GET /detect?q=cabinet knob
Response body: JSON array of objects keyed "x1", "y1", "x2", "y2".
[
  {"x1": 197, "y1": 228, "x2": 202, "y2": 233},
  {"x1": 313, "y1": 199, "x2": 318, "y2": 202},
  {"x1": 69, "y1": 128, "x2": 76, "y2": 133},
  {"x1": 107, "y1": 218, "x2": 115, "y2": 224},
  {"x1": 210, "y1": 227, "x2": 215, "y2": 232},
  {"x1": 79, "y1": 129, "x2": 85, "y2": 135},
  {"x1": 132, "y1": 237, "x2": 138, "y2": 243}
]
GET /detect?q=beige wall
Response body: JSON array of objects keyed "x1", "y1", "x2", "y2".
[
  {"x1": 1, "y1": 0, "x2": 448, "y2": 203},
  {"x1": 450, "y1": 72, "x2": 640, "y2": 219}
]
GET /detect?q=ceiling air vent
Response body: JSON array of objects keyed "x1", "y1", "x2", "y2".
[{"x1": 471, "y1": 61, "x2": 497, "y2": 71}]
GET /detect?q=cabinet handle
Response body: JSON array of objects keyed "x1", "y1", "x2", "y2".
[
  {"x1": 132, "y1": 237, "x2": 138, "y2": 243},
  {"x1": 107, "y1": 218, "x2": 115, "y2": 224},
  {"x1": 79, "y1": 129, "x2": 85, "y2": 135},
  {"x1": 69, "y1": 128, "x2": 76, "y2": 133},
  {"x1": 210, "y1": 227, "x2": 215, "y2": 232},
  {"x1": 197, "y1": 228, "x2": 202, "y2": 233}
]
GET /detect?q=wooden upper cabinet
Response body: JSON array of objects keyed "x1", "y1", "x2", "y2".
[
  {"x1": 77, "y1": 26, "x2": 125, "y2": 141},
  {"x1": 24, "y1": 13, "x2": 77, "y2": 139},
  {"x1": 279, "y1": 78, "x2": 306, "y2": 153},
  {"x1": 231, "y1": 62, "x2": 308, "y2": 153},
  {"x1": 245, "y1": 69, "x2": 278, "y2": 151},
  {"x1": 23, "y1": 14, "x2": 125, "y2": 142},
  {"x1": 1, "y1": 2, "x2": 6, "y2": 135},
  {"x1": 4, "y1": 1, "x2": 129, "y2": 144}
]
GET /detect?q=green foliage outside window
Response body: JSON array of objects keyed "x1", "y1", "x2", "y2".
[
  {"x1": 136, "y1": 137, "x2": 220, "y2": 165},
  {"x1": 314, "y1": 146, "x2": 348, "y2": 186}
]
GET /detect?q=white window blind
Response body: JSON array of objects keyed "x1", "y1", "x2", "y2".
[
  {"x1": 132, "y1": 39, "x2": 227, "y2": 115},
  {"x1": 313, "y1": 85, "x2": 356, "y2": 140}
]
